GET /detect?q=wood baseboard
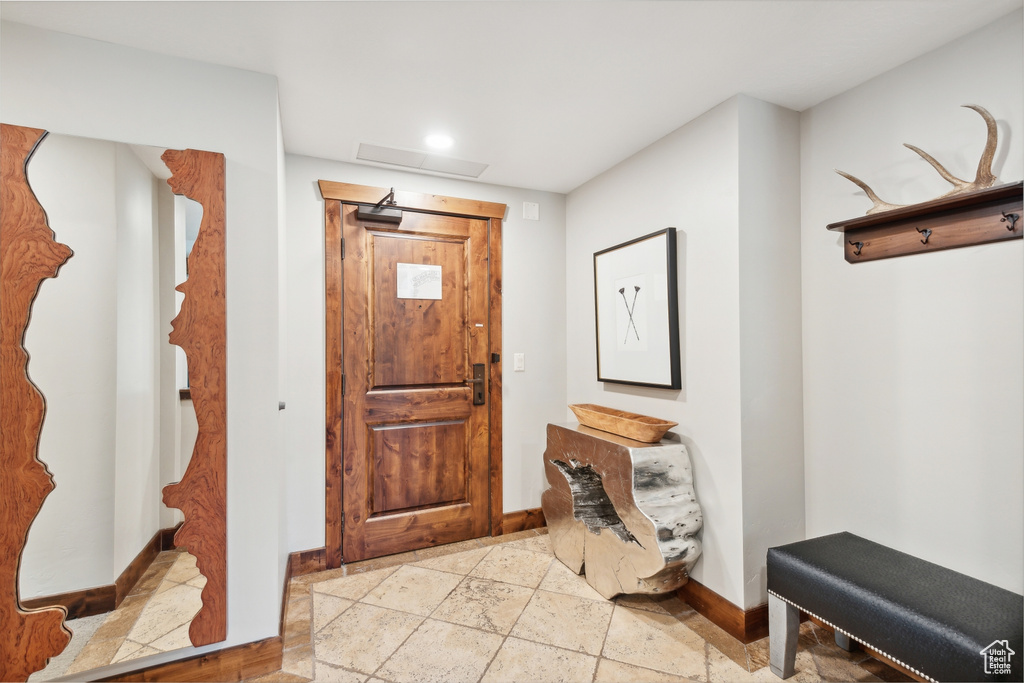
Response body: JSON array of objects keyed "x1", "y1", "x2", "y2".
[
  {"x1": 115, "y1": 525, "x2": 173, "y2": 605},
  {"x1": 161, "y1": 523, "x2": 183, "y2": 551},
  {"x1": 678, "y1": 585, "x2": 922, "y2": 679},
  {"x1": 806, "y1": 615, "x2": 926, "y2": 682},
  {"x1": 287, "y1": 547, "x2": 328, "y2": 578},
  {"x1": 21, "y1": 585, "x2": 115, "y2": 620},
  {"x1": 280, "y1": 546, "x2": 327, "y2": 634},
  {"x1": 501, "y1": 507, "x2": 545, "y2": 534},
  {"x1": 21, "y1": 524, "x2": 182, "y2": 620},
  {"x1": 97, "y1": 636, "x2": 283, "y2": 682},
  {"x1": 677, "y1": 578, "x2": 769, "y2": 644},
  {"x1": 862, "y1": 645, "x2": 928, "y2": 683}
]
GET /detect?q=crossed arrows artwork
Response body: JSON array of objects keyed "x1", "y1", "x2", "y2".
[{"x1": 619, "y1": 285, "x2": 641, "y2": 344}]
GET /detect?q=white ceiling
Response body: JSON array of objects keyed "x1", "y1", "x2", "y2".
[{"x1": 2, "y1": 0, "x2": 1020, "y2": 193}]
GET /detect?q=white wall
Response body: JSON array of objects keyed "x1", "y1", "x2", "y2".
[
  {"x1": 737, "y1": 97, "x2": 805, "y2": 608},
  {"x1": 7, "y1": 12, "x2": 1019, "y2": 669},
  {"x1": 567, "y1": 98, "x2": 747, "y2": 606},
  {"x1": 2, "y1": 19, "x2": 286, "y2": 664},
  {"x1": 566, "y1": 95, "x2": 804, "y2": 609},
  {"x1": 19, "y1": 137, "x2": 185, "y2": 597},
  {"x1": 21, "y1": 134, "x2": 118, "y2": 597},
  {"x1": 276, "y1": 100, "x2": 290, "y2": 584},
  {"x1": 159, "y1": 183, "x2": 184, "y2": 529},
  {"x1": 283, "y1": 155, "x2": 567, "y2": 553},
  {"x1": 112, "y1": 143, "x2": 163, "y2": 575},
  {"x1": 801, "y1": 11, "x2": 1023, "y2": 593}
]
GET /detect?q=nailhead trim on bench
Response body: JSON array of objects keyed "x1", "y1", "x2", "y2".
[{"x1": 767, "y1": 589, "x2": 936, "y2": 683}]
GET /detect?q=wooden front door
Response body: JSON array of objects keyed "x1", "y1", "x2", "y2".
[{"x1": 322, "y1": 183, "x2": 506, "y2": 565}]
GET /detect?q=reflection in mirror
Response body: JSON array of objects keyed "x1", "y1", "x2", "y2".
[{"x1": 17, "y1": 133, "x2": 202, "y2": 679}]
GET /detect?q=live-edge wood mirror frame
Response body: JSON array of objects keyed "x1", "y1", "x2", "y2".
[{"x1": 0, "y1": 123, "x2": 227, "y2": 681}]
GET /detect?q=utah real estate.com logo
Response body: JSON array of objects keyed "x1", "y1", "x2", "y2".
[{"x1": 980, "y1": 639, "x2": 1015, "y2": 676}]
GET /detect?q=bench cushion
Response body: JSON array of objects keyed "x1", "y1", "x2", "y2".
[{"x1": 767, "y1": 532, "x2": 1023, "y2": 682}]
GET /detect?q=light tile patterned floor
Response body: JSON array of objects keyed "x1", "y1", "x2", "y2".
[
  {"x1": 38, "y1": 549, "x2": 206, "y2": 678},
  {"x1": 253, "y1": 530, "x2": 911, "y2": 683}
]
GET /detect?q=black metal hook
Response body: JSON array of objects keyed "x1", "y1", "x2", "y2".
[
  {"x1": 916, "y1": 227, "x2": 932, "y2": 244},
  {"x1": 848, "y1": 240, "x2": 863, "y2": 256},
  {"x1": 375, "y1": 187, "x2": 397, "y2": 209},
  {"x1": 1002, "y1": 212, "x2": 1019, "y2": 232}
]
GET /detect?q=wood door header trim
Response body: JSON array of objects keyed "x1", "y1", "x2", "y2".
[{"x1": 318, "y1": 180, "x2": 508, "y2": 220}]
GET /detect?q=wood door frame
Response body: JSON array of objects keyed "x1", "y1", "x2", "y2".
[{"x1": 320, "y1": 180, "x2": 507, "y2": 569}]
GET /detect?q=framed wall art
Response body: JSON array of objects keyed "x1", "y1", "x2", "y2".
[{"x1": 593, "y1": 228, "x2": 680, "y2": 389}]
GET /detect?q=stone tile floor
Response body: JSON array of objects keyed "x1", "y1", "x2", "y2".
[
  {"x1": 31, "y1": 548, "x2": 206, "y2": 680},
  {"x1": 248, "y1": 530, "x2": 912, "y2": 683}
]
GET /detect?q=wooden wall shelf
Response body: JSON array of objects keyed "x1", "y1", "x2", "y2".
[{"x1": 827, "y1": 181, "x2": 1022, "y2": 263}]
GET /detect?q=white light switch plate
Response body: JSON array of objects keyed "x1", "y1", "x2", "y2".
[{"x1": 513, "y1": 353, "x2": 525, "y2": 371}]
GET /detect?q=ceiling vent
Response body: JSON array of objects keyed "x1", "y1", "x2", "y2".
[{"x1": 356, "y1": 143, "x2": 488, "y2": 178}]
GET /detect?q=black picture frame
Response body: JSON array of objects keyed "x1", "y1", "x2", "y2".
[{"x1": 593, "y1": 228, "x2": 680, "y2": 389}]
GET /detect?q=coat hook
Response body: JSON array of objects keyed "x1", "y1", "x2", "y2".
[
  {"x1": 916, "y1": 227, "x2": 932, "y2": 244},
  {"x1": 1002, "y1": 211, "x2": 1020, "y2": 232},
  {"x1": 848, "y1": 240, "x2": 863, "y2": 256}
]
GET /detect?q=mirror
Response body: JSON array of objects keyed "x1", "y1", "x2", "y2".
[
  {"x1": 0, "y1": 124, "x2": 226, "y2": 682},
  {"x1": 23, "y1": 133, "x2": 200, "y2": 678}
]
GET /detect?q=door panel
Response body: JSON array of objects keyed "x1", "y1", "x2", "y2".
[
  {"x1": 370, "y1": 420, "x2": 468, "y2": 514},
  {"x1": 342, "y1": 205, "x2": 491, "y2": 561},
  {"x1": 371, "y1": 233, "x2": 466, "y2": 387}
]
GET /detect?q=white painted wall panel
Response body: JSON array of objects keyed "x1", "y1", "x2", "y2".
[
  {"x1": 800, "y1": 12, "x2": 1023, "y2": 593},
  {"x1": 282, "y1": 155, "x2": 567, "y2": 553},
  {"x1": 20, "y1": 134, "x2": 118, "y2": 597},
  {"x1": 2, "y1": 19, "x2": 285, "y2": 656},
  {"x1": 112, "y1": 143, "x2": 162, "y2": 575},
  {"x1": 736, "y1": 96, "x2": 805, "y2": 609},
  {"x1": 566, "y1": 98, "x2": 747, "y2": 606}
]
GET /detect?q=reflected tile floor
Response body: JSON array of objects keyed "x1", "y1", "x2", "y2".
[
  {"x1": 250, "y1": 531, "x2": 912, "y2": 683},
  {"x1": 58, "y1": 549, "x2": 206, "y2": 676},
  {"x1": 27, "y1": 613, "x2": 105, "y2": 681}
]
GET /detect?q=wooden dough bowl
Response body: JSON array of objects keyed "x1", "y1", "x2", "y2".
[{"x1": 569, "y1": 404, "x2": 677, "y2": 443}]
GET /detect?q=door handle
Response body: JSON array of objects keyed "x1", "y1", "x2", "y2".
[{"x1": 464, "y1": 363, "x2": 486, "y2": 405}]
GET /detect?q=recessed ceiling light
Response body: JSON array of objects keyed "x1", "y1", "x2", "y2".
[{"x1": 424, "y1": 133, "x2": 454, "y2": 150}]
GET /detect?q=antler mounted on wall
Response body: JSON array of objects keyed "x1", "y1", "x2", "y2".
[
  {"x1": 835, "y1": 104, "x2": 1001, "y2": 215},
  {"x1": 827, "y1": 102, "x2": 1020, "y2": 264}
]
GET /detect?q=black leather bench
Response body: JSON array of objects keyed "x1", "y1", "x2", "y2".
[{"x1": 767, "y1": 532, "x2": 1023, "y2": 682}]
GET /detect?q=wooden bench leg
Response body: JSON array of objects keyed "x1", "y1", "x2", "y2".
[
  {"x1": 834, "y1": 631, "x2": 855, "y2": 652},
  {"x1": 769, "y1": 594, "x2": 799, "y2": 678}
]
